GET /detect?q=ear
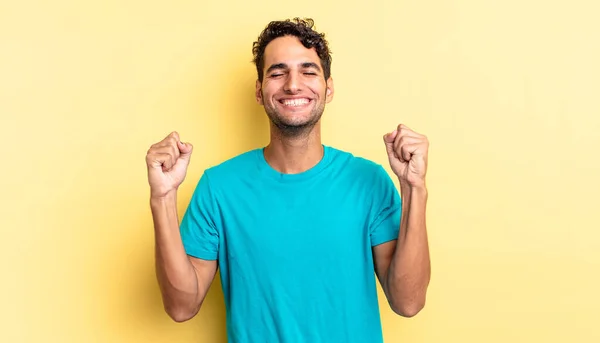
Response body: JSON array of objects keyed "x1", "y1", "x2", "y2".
[
  {"x1": 255, "y1": 79, "x2": 263, "y2": 105},
  {"x1": 325, "y1": 77, "x2": 334, "y2": 103}
]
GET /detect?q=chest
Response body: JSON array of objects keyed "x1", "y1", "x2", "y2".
[{"x1": 217, "y1": 182, "x2": 373, "y2": 267}]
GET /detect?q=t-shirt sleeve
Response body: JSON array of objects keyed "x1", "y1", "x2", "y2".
[
  {"x1": 179, "y1": 171, "x2": 220, "y2": 260},
  {"x1": 369, "y1": 165, "x2": 402, "y2": 246}
]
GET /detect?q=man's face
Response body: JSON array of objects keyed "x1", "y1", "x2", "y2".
[{"x1": 256, "y1": 35, "x2": 334, "y2": 135}]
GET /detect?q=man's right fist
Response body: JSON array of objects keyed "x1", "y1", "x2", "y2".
[{"x1": 145, "y1": 131, "x2": 193, "y2": 198}]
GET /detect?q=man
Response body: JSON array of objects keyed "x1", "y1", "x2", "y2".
[{"x1": 146, "y1": 18, "x2": 431, "y2": 343}]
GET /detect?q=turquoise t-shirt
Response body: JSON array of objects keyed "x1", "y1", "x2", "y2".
[{"x1": 180, "y1": 145, "x2": 402, "y2": 343}]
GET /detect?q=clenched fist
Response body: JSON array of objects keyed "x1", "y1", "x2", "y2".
[
  {"x1": 383, "y1": 124, "x2": 429, "y2": 188},
  {"x1": 145, "y1": 131, "x2": 193, "y2": 198}
]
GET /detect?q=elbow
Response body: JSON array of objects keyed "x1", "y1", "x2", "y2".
[
  {"x1": 386, "y1": 276, "x2": 430, "y2": 318},
  {"x1": 390, "y1": 298, "x2": 426, "y2": 318},
  {"x1": 164, "y1": 304, "x2": 199, "y2": 323},
  {"x1": 168, "y1": 311, "x2": 194, "y2": 323}
]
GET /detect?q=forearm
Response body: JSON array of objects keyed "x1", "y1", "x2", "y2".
[
  {"x1": 151, "y1": 192, "x2": 200, "y2": 317},
  {"x1": 386, "y1": 183, "x2": 431, "y2": 316}
]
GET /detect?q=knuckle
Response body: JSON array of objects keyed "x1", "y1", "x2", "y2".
[
  {"x1": 166, "y1": 137, "x2": 177, "y2": 147},
  {"x1": 170, "y1": 145, "x2": 179, "y2": 156}
]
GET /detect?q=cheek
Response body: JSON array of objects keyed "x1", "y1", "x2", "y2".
[
  {"x1": 307, "y1": 79, "x2": 327, "y2": 94},
  {"x1": 261, "y1": 82, "x2": 278, "y2": 98}
]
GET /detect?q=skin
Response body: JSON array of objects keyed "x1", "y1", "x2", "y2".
[
  {"x1": 379, "y1": 125, "x2": 431, "y2": 317},
  {"x1": 255, "y1": 35, "x2": 334, "y2": 174},
  {"x1": 146, "y1": 134, "x2": 217, "y2": 322},
  {"x1": 145, "y1": 34, "x2": 430, "y2": 323}
]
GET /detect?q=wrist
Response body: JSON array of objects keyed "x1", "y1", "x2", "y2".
[
  {"x1": 399, "y1": 180, "x2": 427, "y2": 196},
  {"x1": 150, "y1": 190, "x2": 177, "y2": 206}
]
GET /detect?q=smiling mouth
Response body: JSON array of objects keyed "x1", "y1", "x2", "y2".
[{"x1": 278, "y1": 98, "x2": 312, "y2": 107}]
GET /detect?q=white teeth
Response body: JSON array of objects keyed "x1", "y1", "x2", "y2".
[{"x1": 281, "y1": 98, "x2": 310, "y2": 107}]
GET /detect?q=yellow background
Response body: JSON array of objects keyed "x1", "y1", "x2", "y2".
[{"x1": 2, "y1": 0, "x2": 599, "y2": 342}]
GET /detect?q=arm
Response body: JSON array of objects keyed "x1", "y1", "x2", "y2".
[
  {"x1": 375, "y1": 124, "x2": 431, "y2": 317},
  {"x1": 146, "y1": 131, "x2": 217, "y2": 323},
  {"x1": 151, "y1": 191, "x2": 218, "y2": 322},
  {"x1": 373, "y1": 183, "x2": 430, "y2": 317}
]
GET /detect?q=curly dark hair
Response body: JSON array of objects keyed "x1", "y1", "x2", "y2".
[{"x1": 252, "y1": 18, "x2": 332, "y2": 82}]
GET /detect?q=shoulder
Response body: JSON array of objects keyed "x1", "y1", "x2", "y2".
[
  {"x1": 326, "y1": 146, "x2": 398, "y2": 199},
  {"x1": 202, "y1": 148, "x2": 261, "y2": 182},
  {"x1": 326, "y1": 145, "x2": 391, "y2": 179},
  {"x1": 188, "y1": 148, "x2": 261, "y2": 203}
]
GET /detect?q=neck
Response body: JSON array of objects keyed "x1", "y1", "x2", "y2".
[{"x1": 264, "y1": 122, "x2": 323, "y2": 174}]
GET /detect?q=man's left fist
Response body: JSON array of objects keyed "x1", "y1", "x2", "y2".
[{"x1": 383, "y1": 124, "x2": 429, "y2": 188}]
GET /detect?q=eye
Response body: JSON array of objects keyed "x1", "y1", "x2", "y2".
[
  {"x1": 270, "y1": 73, "x2": 283, "y2": 78},
  {"x1": 304, "y1": 72, "x2": 317, "y2": 76}
]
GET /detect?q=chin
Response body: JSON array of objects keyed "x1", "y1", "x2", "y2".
[
  {"x1": 275, "y1": 117, "x2": 312, "y2": 128},
  {"x1": 264, "y1": 101, "x2": 324, "y2": 133},
  {"x1": 275, "y1": 114, "x2": 323, "y2": 135}
]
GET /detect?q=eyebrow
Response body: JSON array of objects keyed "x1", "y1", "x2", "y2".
[
  {"x1": 265, "y1": 62, "x2": 322, "y2": 74},
  {"x1": 300, "y1": 62, "x2": 321, "y2": 71},
  {"x1": 266, "y1": 63, "x2": 287, "y2": 74}
]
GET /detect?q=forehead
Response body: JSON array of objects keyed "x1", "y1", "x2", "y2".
[{"x1": 263, "y1": 35, "x2": 322, "y2": 68}]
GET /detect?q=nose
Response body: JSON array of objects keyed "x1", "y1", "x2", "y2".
[{"x1": 283, "y1": 72, "x2": 301, "y2": 94}]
